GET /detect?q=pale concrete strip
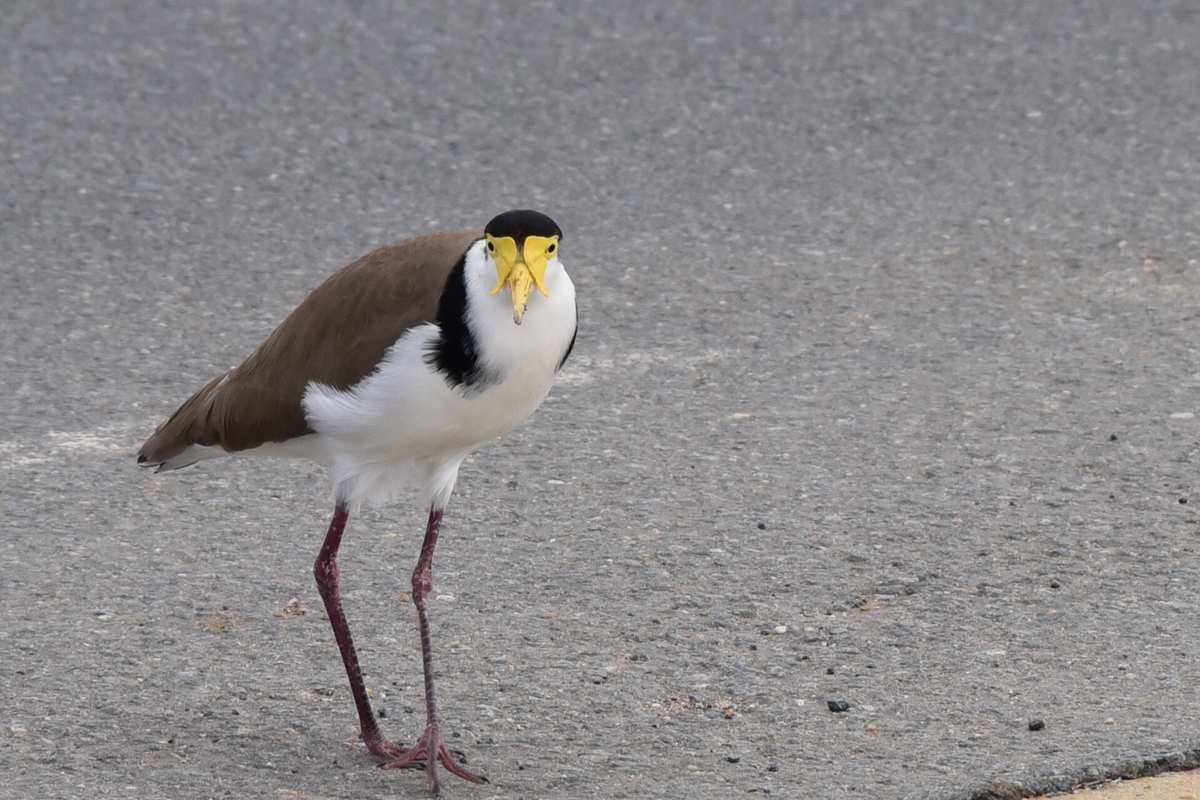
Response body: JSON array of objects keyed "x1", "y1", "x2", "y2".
[{"x1": 1039, "y1": 771, "x2": 1200, "y2": 799}]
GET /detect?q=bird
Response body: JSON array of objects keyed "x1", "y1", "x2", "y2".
[{"x1": 138, "y1": 209, "x2": 577, "y2": 793}]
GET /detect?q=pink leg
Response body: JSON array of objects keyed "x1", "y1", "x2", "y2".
[
  {"x1": 313, "y1": 502, "x2": 409, "y2": 761},
  {"x1": 380, "y1": 507, "x2": 487, "y2": 791}
]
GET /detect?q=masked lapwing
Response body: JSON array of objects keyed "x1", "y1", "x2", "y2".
[{"x1": 138, "y1": 209, "x2": 576, "y2": 792}]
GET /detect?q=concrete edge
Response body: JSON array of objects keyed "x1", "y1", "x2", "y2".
[{"x1": 925, "y1": 745, "x2": 1200, "y2": 800}]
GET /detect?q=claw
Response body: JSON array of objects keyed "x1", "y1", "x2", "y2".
[{"x1": 380, "y1": 724, "x2": 487, "y2": 790}]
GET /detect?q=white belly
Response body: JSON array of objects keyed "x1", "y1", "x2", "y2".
[{"x1": 302, "y1": 255, "x2": 576, "y2": 510}]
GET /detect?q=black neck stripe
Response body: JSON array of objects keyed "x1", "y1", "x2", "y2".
[{"x1": 425, "y1": 241, "x2": 495, "y2": 391}]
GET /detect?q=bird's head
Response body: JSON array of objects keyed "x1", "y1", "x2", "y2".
[{"x1": 483, "y1": 209, "x2": 563, "y2": 325}]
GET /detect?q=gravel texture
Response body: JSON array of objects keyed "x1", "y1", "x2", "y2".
[{"x1": 3, "y1": 2, "x2": 1200, "y2": 799}]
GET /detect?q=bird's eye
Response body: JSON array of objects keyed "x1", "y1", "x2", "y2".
[
  {"x1": 547, "y1": 243, "x2": 556, "y2": 254},
  {"x1": 486, "y1": 240, "x2": 495, "y2": 252}
]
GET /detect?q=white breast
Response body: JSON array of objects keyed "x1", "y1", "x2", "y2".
[{"x1": 302, "y1": 239, "x2": 576, "y2": 510}]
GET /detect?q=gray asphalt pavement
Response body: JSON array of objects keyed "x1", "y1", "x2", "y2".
[{"x1": 4, "y1": 2, "x2": 1200, "y2": 799}]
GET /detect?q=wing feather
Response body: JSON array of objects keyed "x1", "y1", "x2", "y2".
[{"x1": 138, "y1": 230, "x2": 479, "y2": 465}]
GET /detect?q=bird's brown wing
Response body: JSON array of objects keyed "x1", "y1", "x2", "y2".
[{"x1": 138, "y1": 229, "x2": 480, "y2": 465}]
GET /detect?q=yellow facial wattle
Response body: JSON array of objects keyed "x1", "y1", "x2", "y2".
[{"x1": 486, "y1": 233, "x2": 559, "y2": 324}]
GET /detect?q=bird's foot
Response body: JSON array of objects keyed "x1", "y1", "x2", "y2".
[
  {"x1": 363, "y1": 731, "x2": 417, "y2": 763},
  {"x1": 379, "y1": 723, "x2": 487, "y2": 792}
]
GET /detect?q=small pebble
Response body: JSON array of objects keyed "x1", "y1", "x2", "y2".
[
  {"x1": 278, "y1": 597, "x2": 305, "y2": 618},
  {"x1": 1109, "y1": 433, "x2": 1118, "y2": 442},
  {"x1": 723, "y1": 706, "x2": 737, "y2": 719},
  {"x1": 1180, "y1": 498, "x2": 1189, "y2": 505},
  {"x1": 1049, "y1": 580, "x2": 1060, "y2": 589},
  {"x1": 725, "y1": 755, "x2": 741, "y2": 764},
  {"x1": 377, "y1": 706, "x2": 387, "y2": 718},
  {"x1": 773, "y1": 625, "x2": 787, "y2": 634},
  {"x1": 767, "y1": 763, "x2": 779, "y2": 772},
  {"x1": 826, "y1": 667, "x2": 835, "y2": 675},
  {"x1": 828, "y1": 699, "x2": 850, "y2": 713},
  {"x1": 865, "y1": 723, "x2": 878, "y2": 734},
  {"x1": 756, "y1": 522, "x2": 767, "y2": 530},
  {"x1": 1028, "y1": 719, "x2": 1045, "y2": 731}
]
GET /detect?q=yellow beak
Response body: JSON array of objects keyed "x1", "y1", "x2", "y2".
[{"x1": 487, "y1": 235, "x2": 554, "y2": 324}]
